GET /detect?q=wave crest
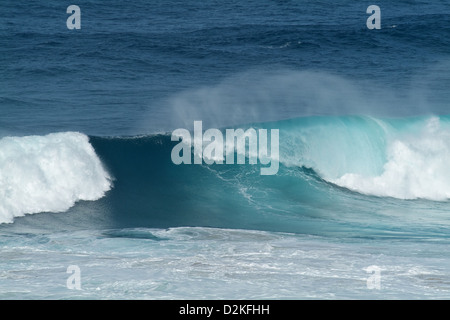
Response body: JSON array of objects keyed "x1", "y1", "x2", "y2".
[
  {"x1": 0, "y1": 132, "x2": 112, "y2": 223},
  {"x1": 331, "y1": 117, "x2": 450, "y2": 200}
]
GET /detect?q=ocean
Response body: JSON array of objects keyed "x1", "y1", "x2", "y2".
[{"x1": 2, "y1": 0, "x2": 450, "y2": 299}]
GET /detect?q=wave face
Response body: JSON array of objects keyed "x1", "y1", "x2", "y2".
[
  {"x1": 84, "y1": 115, "x2": 450, "y2": 235},
  {"x1": 4, "y1": 115, "x2": 450, "y2": 237},
  {"x1": 0, "y1": 132, "x2": 112, "y2": 224}
]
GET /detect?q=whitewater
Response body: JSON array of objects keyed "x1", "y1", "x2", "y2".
[{"x1": 0, "y1": 132, "x2": 111, "y2": 224}]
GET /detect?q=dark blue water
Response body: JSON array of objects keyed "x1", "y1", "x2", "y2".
[
  {"x1": 2, "y1": 0, "x2": 450, "y2": 299},
  {"x1": 3, "y1": 0, "x2": 450, "y2": 136}
]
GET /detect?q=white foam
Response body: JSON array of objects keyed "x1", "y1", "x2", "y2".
[
  {"x1": 0, "y1": 132, "x2": 112, "y2": 223},
  {"x1": 333, "y1": 117, "x2": 450, "y2": 200}
]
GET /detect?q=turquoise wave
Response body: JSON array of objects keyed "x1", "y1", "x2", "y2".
[
  {"x1": 85, "y1": 115, "x2": 450, "y2": 237},
  {"x1": 4, "y1": 115, "x2": 450, "y2": 239}
]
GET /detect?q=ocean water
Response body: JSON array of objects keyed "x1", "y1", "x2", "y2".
[{"x1": 2, "y1": 0, "x2": 450, "y2": 299}]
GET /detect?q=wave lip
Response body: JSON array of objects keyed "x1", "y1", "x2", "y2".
[
  {"x1": 0, "y1": 132, "x2": 112, "y2": 224},
  {"x1": 268, "y1": 115, "x2": 450, "y2": 201},
  {"x1": 322, "y1": 116, "x2": 450, "y2": 201}
]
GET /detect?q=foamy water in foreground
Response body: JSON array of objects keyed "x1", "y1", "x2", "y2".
[{"x1": 1, "y1": 227, "x2": 449, "y2": 299}]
